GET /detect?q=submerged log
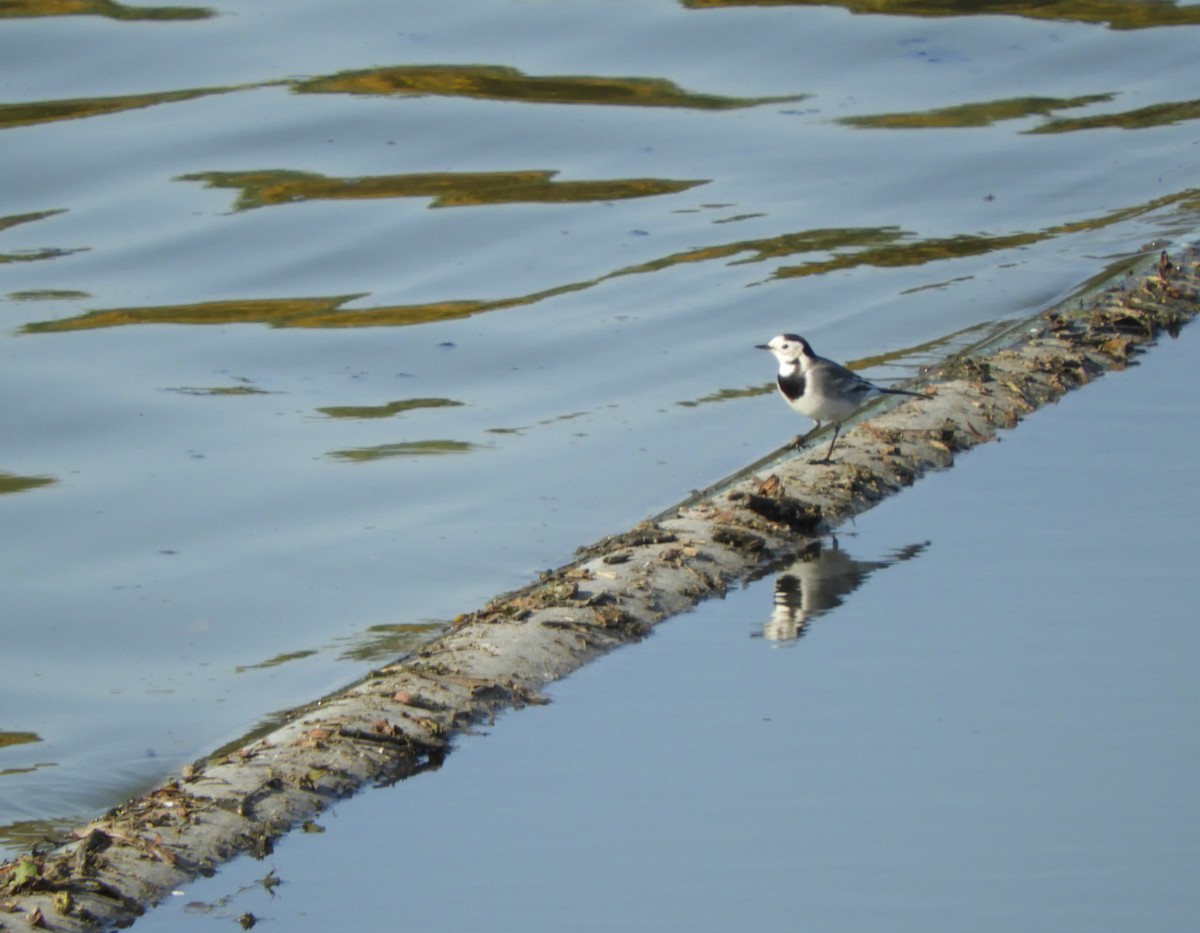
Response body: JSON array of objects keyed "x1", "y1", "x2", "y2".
[{"x1": 2, "y1": 245, "x2": 1197, "y2": 931}]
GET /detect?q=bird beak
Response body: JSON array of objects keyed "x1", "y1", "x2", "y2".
[{"x1": 755, "y1": 344, "x2": 770, "y2": 350}]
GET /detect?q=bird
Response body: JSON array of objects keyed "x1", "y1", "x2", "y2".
[
  {"x1": 762, "y1": 540, "x2": 888, "y2": 641},
  {"x1": 763, "y1": 538, "x2": 929, "y2": 640},
  {"x1": 756, "y1": 333, "x2": 925, "y2": 463}
]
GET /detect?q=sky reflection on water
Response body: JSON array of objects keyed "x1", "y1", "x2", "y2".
[
  {"x1": 135, "y1": 325, "x2": 1200, "y2": 933},
  {"x1": 2, "y1": 0, "x2": 1199, "y2": 852}
]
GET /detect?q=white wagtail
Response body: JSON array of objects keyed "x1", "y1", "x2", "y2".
[{"x1": 757, "y1": 333, "x2": 925, "y2": 463}]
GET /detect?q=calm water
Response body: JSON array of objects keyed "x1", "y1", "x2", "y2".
[
  {"x1": 3, "y1": 0, "x2": 1200, "y2": 851},
  {"x1": 137, "y1": 316, "x2": 1200, "y2": 932}
]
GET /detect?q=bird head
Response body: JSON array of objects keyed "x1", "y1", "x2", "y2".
[{"x1": 755, "y1": 334, "x2": 812, "y2": 365}]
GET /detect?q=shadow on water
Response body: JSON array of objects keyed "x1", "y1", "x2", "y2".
[{"x1": 756, "y1": 538, "x2": 928, "y2": 642}]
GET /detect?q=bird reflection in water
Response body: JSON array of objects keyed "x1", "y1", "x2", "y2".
[{"x1": 760, "y1": 538, "x2": 928, "y2": 642}]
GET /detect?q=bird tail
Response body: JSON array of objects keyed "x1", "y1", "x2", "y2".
[{"x1": 880, "y1": 387, "x2": 925, "y2": 398}]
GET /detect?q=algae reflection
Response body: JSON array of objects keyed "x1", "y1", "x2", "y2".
[
  {"x1": 839, "y1": 94, "x2": 1200, "y2": 135},
  {"x1": 838, "y1": 94, "x2": 1114, "y2": 130},
  {"x1": 0, "y1": 732, "x2": 41, "y2": 750},
  {"x1": 21, "y1": 294, "x2": 510, "y2": 333},
  {"x1": 232, "y1": 622, "x2": 447, "y2": 677},
  {"x1": 327, "y1": 440, "x2": 482, "y2": 462},
  {"x1": 6, "y1": 290, "x2": 90, "y2": 301},
  {"x1": 0, "y1": 85, "x2": 265, "y2": 132},
  {"x1": 0, "y1": 818, "x2": 76, "y2": 866},
  {"x1": 772, "y1": 188, "x2": 1200, "y2": 279},
  {"x1": 234, "y1": 651, "x2": 318, "y2": 675},
  {"x1": 164, "y1": 384, "x2": 275, "y2": 397},
  {"x1": 0, "y1": 210, "x2": 65, "y2": 235},
  {"x1": 0, "y1": 62, "x2": 798, "y2": 137},
  {"x1": 757, "y1": 539, "x2": 927, "y2": 642},
  {"x1": 0, "y1": 209, "x2": 84, "y2": 265},
  {"x1": 21, "y1": 189, "x2": 1200, "y2": 336},
  {"x1": 178, "y1": 169, "x2": 707, "y2": 212},
  {"x1": 0, "y1": 0, "x2": 212, "y2": 20},
  {"x1": 333, "y1": 621, "x2": 449, "y2": 664},
  {"x1": 316, "y1": 398, "x2": 463, "y2": 420},
  {"x1": 0, "y1": 246, "x2": 83, "y2": 265},
  {"x1": 681, "y1": 0, "x2": 1200, "y2": 30},
  {"x1": 1029, "y1": 97, "x2": 1200, "y2": 134},
  {"x1": 0, "y1": 472, "x2": 55, "y2": 495},
  {"x1": 16, "y1": 229, "x2": 903, "y2": 334},
  {"x1": 294, "y1": 63, "x2": 805, "y2": 110}
]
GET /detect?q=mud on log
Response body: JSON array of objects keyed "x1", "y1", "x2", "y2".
[{"x1": 2, "y1": 245, "x2": 1198, "y2": 931}]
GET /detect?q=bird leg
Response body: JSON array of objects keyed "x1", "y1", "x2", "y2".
[
  {"x1": 810, "y1": 423, "x2": 842, "y2": 465},
  {"x1": 789, "y1": 422, "x2": 822, "y2": 450}
]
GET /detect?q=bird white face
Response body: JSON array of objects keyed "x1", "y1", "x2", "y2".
[{"x1": 758, "y1": 334, "x2": 811, "y2": 365}]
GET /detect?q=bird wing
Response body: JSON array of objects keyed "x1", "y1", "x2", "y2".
[{"x1": 816, "y1": 360, "x2": 880, "y2": 397}]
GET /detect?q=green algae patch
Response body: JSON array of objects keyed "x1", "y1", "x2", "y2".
[
  {"x1": 0, "y1": 472, "x2": 55, "y2": 495},
  {"x1": 316, "y1": 399, "x2": 464, "y2": 419},
  {"x1": 295, "y1": 63, "x2": 805, "y2": 110},
  {"x1": 682, "y1": 0, "x2": 1200, "y2": 31},
  {"x1": 839, "y1": 94, "x2": 1114, "y2": 130},
  {"x1": 0, "y1": 732, "x2": 41, "y2": 750},
  {"x1": 328, "y1": 440, "x2": 481, "y2": 462},
  {"x1": 235, "y1": 651, "x2": 319, "y2": 674},
  {"x1": 178, "y1": 168, "x2": 708, "y2": 211},
  {"x1": 0, "y1": 0, "x2": 212, "y2": 21}
]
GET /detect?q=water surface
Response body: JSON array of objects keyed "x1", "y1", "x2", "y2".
[
  {"x1": 3, "y1": 0, "x2": 1200, "y2": 850},
  {"x1": 136, "y1": 316, "x2": 1200, "y2": 932}
]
